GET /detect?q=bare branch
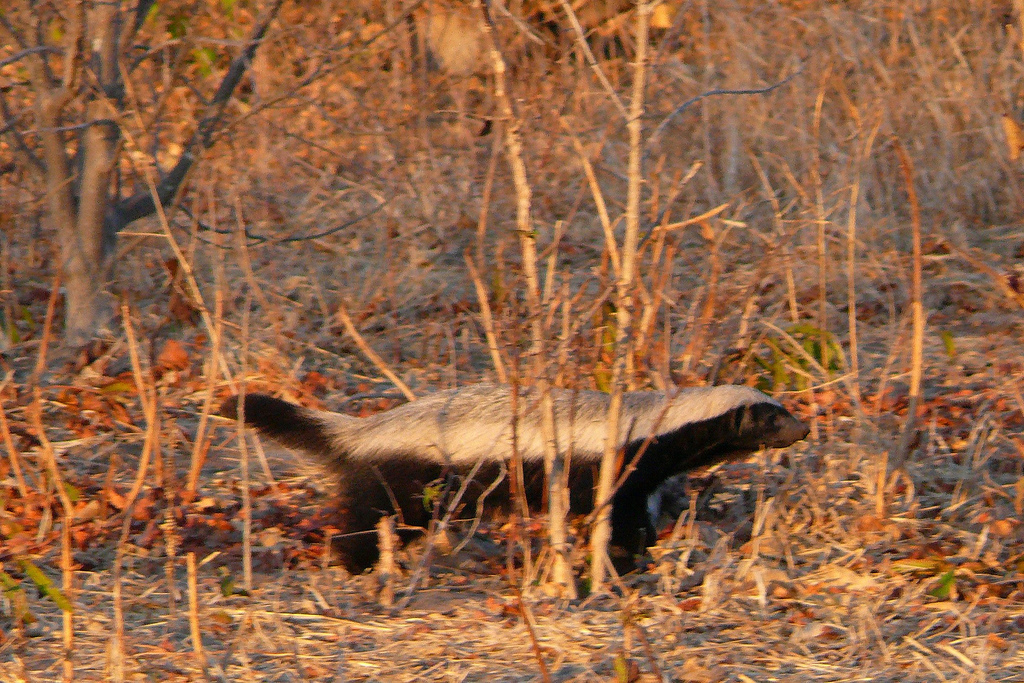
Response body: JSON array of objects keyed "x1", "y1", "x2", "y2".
[
  {"x1": 176, "y1": 199, "x2": 387, "y2": 246},
  {"x1": 651, "y1": 68, "x2": 803, "y2": 144},
  {"x1": 0, "y1": 46, "x2": 60, "y2": 69},
  {"x1": 111, "y1": 0, "x2": 285, "y2": 230}
]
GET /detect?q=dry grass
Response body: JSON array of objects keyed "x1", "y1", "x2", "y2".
[{"x1": 2, "y1": 0, "x2": 1024, "y2": 680}]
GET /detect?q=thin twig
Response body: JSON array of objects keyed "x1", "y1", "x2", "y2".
[
  {"x1": 889, "y1": 139, "x2": 924, "y2": 473},
  {"x1": 477, "y1": 0, "x2": 574, "y2": 597},
  {"x1": 186, "y1": 553, "x2": 209, "y2": 678},
  {"x1": 555, "y1": 0, "x2": 628, "y2": 120},
  {"x1": 335, "y1": 302, "x2": 416, "y2": 402},
  {"x1": 0, "y1": 382, "x2": 30, "y2": 497},
  {"x1": 591, "y1": 0, "x2": 652, "y2": 592},
  {"x1": 651, "y1": 69, "x2": 803, "y2": 143},
  {"x1": 121, "y1": 304, "x2": 157, "y2": 512},
  {"x1": 465, "y1": 252, "x2": 508, "y2": 383},
  {"x1": 30, "y1": 273, "x2": 59, "y2": 384},
  {"x1": 514, "y1": 584, "x2": 552, "y2": 683}
]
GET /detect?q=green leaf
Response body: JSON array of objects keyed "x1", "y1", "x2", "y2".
[
  {"x1": 2, "y1": 314, "x2": 19, "y2": 344},
  {"x1": 168, "y1": 13, "x2": 190, "y2": 39},
  {"x1": 422, "y1": 481, "x2": 446, "y2": 512},
  {"x1": 100, "y1": 380, "x2": 135, "y2": 394},
  {"x1": 612, "y1": 654, "x2": 629, "y2": 683},
  {"x1": 63, "y1": 482, "x2": 82, "y2": 503},
  {"x1": 191, "y1": 47, "x2": 216, "y2": 76},
  {"x1": 593, "y1": 301, "x2": 617, "y2": 392},
  {"x1": 19, "y1": 304, "x2": 34, "y2": 329},
  {"x1": 940, "y1": 331, "x2": 956, "y2": 360},
  {"x1": 18, "y1": 559, "x2": 73, "y2": 613},
  {"x1": 928, "y1": 569, "x2": 957, "y2": 599},
  {"x1": 216, "y1": 565, "x2": 249, "y2": 596},
  {"x1": 0, "y1": 569, "x2": 21, "y2": 592},
  {"x1": 218, "y1": 566, "x2": 236, "y2": 597},
  {"x1": 145, "y1": 2, "x2": 160, "y2": 25},
  {"x1": 0, "y1": 569, "x2": 35, "y2": 624}
]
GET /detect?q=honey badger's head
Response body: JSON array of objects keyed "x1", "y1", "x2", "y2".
[{"x1": 723, "y1": 400, "x2": 810, "y2": 452}]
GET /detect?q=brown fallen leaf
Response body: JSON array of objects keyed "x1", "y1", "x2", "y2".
[{"x1": 157, "y1": 339, "x2": 191, "y2": 372}]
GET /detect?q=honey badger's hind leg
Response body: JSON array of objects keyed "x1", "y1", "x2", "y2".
[{"x1": 330, "y1": 457, "x2": 445, "y2": 573}]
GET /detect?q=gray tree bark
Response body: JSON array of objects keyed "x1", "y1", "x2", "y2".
[{"x1": 0, "y1": 0, "x2": 282, "y2": 345}]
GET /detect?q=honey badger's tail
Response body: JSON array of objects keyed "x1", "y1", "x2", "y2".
[{"x1": 220, "y1": 393, "x2": 340, "y2": 461}]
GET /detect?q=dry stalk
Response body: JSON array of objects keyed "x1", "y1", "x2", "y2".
[
  {"x1": 620, "y1": 601, "x2": 667, "y2": 683},
  {"x1": 249, "y1": 431, "x2": 276, "y2": 484},
  {"x1": 811, "y1": 68, "x2": 831, "y2": 379},
  {"x1": 635, "y1": 239, "x2": 675, "y2": 386},
  {"x1": 399, "y1": 456, "x2": 505, "y2": 612},
  {"x1": 514, "y1": 586, "x2": 552, "y2": 683},
  {"x1": 1008, "y1": 376, "x2": 1024, "y2": 423},
  {"x1": 507, "y1": 376, "x2": 532, "y2": 576},
  {"x1": 375, "y1": 516, "x2": 396, "y2": 608},
  {"x1": 186, "y1": 552, "x2": 209, "y2": 677},
  {"x1": 947, "y1": 244, "x2": 1024, "y2": 310},
  {"x1": 233, "y1": 194, "x2": 286, "y2": 345},
  {"x1": 0, "y1": 393, "x2": 30, "y2": 496},
  {"x1": 107, "y1": 501, "x2": 137, "y2": 683},
  {"x1": 30, "y1": 272, "x2": 59, "y2": 384},
  {"x1": 659, "y1": 202, "x2": 729, "y2": 232},
  {"x1": 238, "y1": 292, "x2": 253, "y2": 592},
  {"x1": 186, "y1": 263, "x2": 225, "y2": 496},
  {"x1": 563, "y1": 122, "x2": 621, "y2": 277},
  {"x1": 465, "y1": 252, "x2": 508, "y2": 383},
  {"x1": 554, "y1": 0, "x2": 627, "y2": 119},
  {"x1": 335, "y1": 301, "x2": 416, "y2": 402},
  {"x1": 0, "y1": 237, "x2": 12, "y2": 350},
  {"x1": 679, "y1": 220, "x2": 723, "y2": 375},
  {"x1": 475, "y1": 125, "x2": 503, "y2": 265},
  {"x1": 749, "y1": 153, "x2": 800, "y2": 323},
  {"x1": 477, "y1": 0, "x2": 573, "y2": 597},
  {"x1": 1016, "y1": 0, "x2": 1024, "y2": 58},
  {"x1": 450, "y1": 459, "x2": 508, "y2": 558},
  {"x1": 541, "y1": 219, "x2": 566, "y2": 307},
  {"x1": 107, "y1": 512, "x2": 133, "y2": 683},
  {"x1": 591, "y1": 1, "x2": 652, "y2": 592},
  {"x1": 846, "y1": 118, "x2": 881, "y2": 408},
  {"x1": 890, "y1": 140, "x2": 924, "y2": 474},
  {"x1": 121, "y1": 304, "x2": 158, "y2": 512},
  {"x1": 163, "y1": 503, "x2": 179, "y2": 616},
  {"x1": 29, "y1": 387, "x2": 75, "y2": 682},
  {"x1": 61, "y1": 521, "x2": 73, "y2": 683},
  {"x1": 844, "y1": 115, "x2": 884, "y2": 422},
  {"x1": 110, "y1": 107, "x2": 234, "y2": 384}
]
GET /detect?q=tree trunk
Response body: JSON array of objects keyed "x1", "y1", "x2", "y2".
[
  {"x1": 1, "y1": 0, "x2": 281, "y2": 345},
  {"x1": 63, "y1": 99, "x2": 117, "y2": 345}
]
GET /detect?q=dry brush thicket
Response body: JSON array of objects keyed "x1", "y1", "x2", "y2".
[{"x1": 1, "y1": 1, "x2": 1024, "y2": 680}]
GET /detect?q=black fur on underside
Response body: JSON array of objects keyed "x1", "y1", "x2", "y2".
[{"x1": 220, "y1": 394, "x2": 335, "y2": 457}]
